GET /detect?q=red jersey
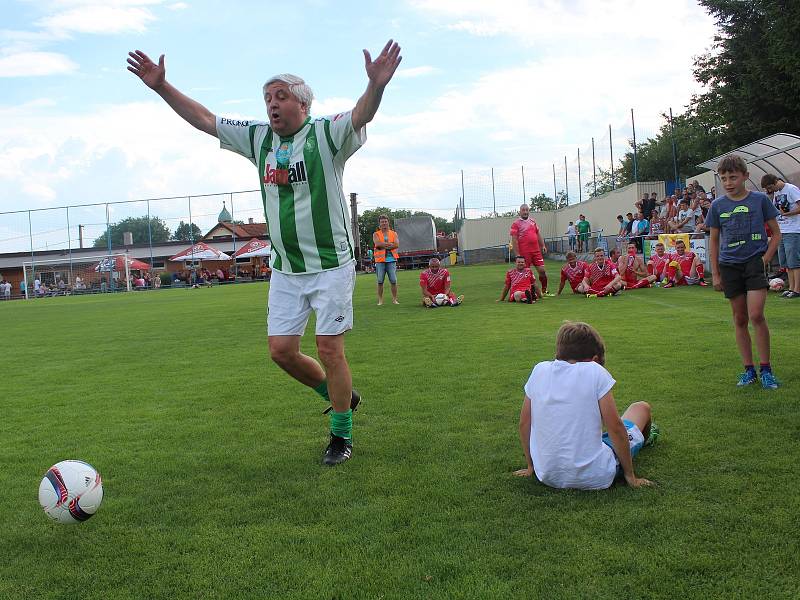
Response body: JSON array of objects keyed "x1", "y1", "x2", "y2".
[
  {"x1": 509, "y1": 218, "x2": 541, "y2": 254},
  {"x1": 505, "y1": 267, "x2": 535, "y2": 297},
  {"x1": 672, "y1": 251, "x2": 696, "y2": 276},
  {"x1": 420, "y1": 268, "x2": 451, "y2": 295},
  {"x1": 586, "y1": 259, "x2": 618, "y2": 287},
  {"x1": 648, "y1": 252, "x2": 670, "y2": 275},
  {"x1": 560, "y1": 261, "x2": 587, "y2": 290},
  {"x1": 621, "y1": 254, "x2": 640, "y2": 285}
]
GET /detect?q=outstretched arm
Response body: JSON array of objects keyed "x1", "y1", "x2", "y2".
[
  {"x1": 513, "y1": 396, "x2": 534, "y2": 477},
  {"x1": 352, "y1": 40, "x2": 402, "y2": 132},
  {"x1": 127, "y1": 50, "x2": 217, "y2": 137}
]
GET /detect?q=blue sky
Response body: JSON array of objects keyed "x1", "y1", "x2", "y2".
[{"x1": 0, "y1": 0, "x2": 717, "y2": 251}]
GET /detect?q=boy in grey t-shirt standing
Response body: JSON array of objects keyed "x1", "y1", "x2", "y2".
[{"x1": 705, "y1": 155, "x2": 781, "y2": 389}]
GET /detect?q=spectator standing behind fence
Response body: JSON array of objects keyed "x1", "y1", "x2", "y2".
[
  {"x1": 510, "y1": 204, "x2": 551, "y2": 295},
  {"x1": 615, "y1": 215, "x2": 627, "y2": 246},
  {"x1": 576, "y1": 214, "x2": 591, "y2": 253},
  {"x1": 762, "y1": 174, "x2": 800, "y2": 298},
  {"x1": 19, "y1": 279, "x2": 25, "y2": 297},
  {"x1": 373, "y1": 214, "x2": 399, "y2": 306},
  {"x1": 566, "y1": 222, "x2": 577, "y2": 252}
]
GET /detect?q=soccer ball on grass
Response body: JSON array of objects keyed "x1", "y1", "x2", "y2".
[
  {"x1": 39, "y1": 460, "x2": 103, "y2": 524},
  {"x1": 434, "y1": 293, "x2": 448, "y2": 306},
  {"x1": 768, "y1": 278, "x2": 785, "y2": 292}
]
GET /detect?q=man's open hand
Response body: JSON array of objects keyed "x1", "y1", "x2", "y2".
[
  {"x1": 363, "y1": 40, "x2": 402, "y2": 88},
  {"x1": 127, "y1": 50, "x2": 165, "y2": 90}
]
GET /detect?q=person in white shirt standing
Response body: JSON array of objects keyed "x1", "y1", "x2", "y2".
[
  {"x1": 513, "y1": 322, "x2": 658, "y2": 490},
  {"x1": 762, "y1": 174, "x2": 800, "y2": 298}
]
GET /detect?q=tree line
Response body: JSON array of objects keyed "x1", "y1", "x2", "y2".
[
  {"x1": 589, "y1": 0, "x2": 800, "y2": 197},
  {"x1": 92, "y1": 217, "x2": 203, "y2": 247}
]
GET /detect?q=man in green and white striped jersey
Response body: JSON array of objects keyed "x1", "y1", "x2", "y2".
[{"x1": 128, "y1": 40, "x2": 402, "y2": 466}]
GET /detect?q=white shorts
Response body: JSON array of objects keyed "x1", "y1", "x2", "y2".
[{"x1": 267, "y1": 263, "x2": 355, "y2": 336}]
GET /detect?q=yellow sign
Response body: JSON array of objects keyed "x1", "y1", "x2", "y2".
[{"x1": 658, "y1": 233, "x2": 690, "y2": 252}]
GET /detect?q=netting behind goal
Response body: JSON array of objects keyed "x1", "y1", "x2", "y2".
[{"x1": 22, "y1": 254, "x2": 132, "y2": 299}]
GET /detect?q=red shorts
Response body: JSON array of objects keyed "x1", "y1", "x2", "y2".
[
  {"x1": 508, "y1": 287, "x2": 532, "y2": 301},
  {"x1": 521, "y1": 251, "x2": 544, "y2": 268}
]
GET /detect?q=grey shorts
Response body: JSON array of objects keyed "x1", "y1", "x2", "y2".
[{"x1": 778, "y1": 232, "x2": 800, "y2": 269}]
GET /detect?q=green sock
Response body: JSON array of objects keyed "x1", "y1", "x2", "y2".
[
  {"x1": 313, "y1": 380, "x2": 330, "y2": 402},
  {"x1": 330, "y1": 409, "x2": 353, "y2": 441}
]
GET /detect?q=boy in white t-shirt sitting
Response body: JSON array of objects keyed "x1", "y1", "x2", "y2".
[{"x1": 513, "y1": 322, "x2": 658, "y2": 490}]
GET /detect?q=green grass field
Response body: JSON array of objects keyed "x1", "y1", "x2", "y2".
[{"x1": 2, "y1": 261, "x2": 798, "y2": 599}]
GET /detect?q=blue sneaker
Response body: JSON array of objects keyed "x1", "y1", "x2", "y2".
[
  {"x1": 760, "y1": 371, "x2": 780, "y2": 390},
  {"x1": 737, "y1": 370, "x2": 757, "y2": 386}
]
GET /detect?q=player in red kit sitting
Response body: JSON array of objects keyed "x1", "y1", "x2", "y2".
[
  {"x1": 581, "y1": 248, "x2": 623, "y2": 297},
  {"x1": 420, "y1": 258, "x2": 464, "y2": 307},
  {"x1": 557, "y1": 251, "x2": 589, "y2": 294},
  {"x1": 647, "y1": 242, "x2": 671, "y2": 284},
  {"x1": 510, "y1": 204, "x2": 551, "y2": 295},
  {"x1": 498, "y1": 256, "x2": 538, "y2": 303},
  {"x1": 663, "y1": 239, "x2": 707, "y2": 287},
  {"x1": 618, "y1": 241, "x2": 656, "y2": 289}
]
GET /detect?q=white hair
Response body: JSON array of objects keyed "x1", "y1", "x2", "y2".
[{"x1": 262, "y1": 74, "x2": 314, "y2": 114}]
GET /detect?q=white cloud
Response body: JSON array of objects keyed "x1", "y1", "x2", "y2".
[
  {"x1": 167, "y1": 2, "x2": 188, "y2": 9},
  {"x1": 396, "y1": 65, "x2": 439, "y2": 79},
  {"x1": 37, "y1": 5, "x2": 157, "y2": 34},
  {"x1": 0, "y1": 51, "x2": 78, "y2": 76}
]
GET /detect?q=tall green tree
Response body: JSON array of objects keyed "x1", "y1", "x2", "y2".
[
  {"x1": 172, "y1": 221, "x2": 202, "y2": 241},
  {"x1": 695, "y1": 0, "x2": 800, "y2": 148},
  {"x1": 593, "y1": 1, "x2": 800, "y2": 194},
  {"x1": 93, "y1": 216, "x2": 171, "y2": 248}
]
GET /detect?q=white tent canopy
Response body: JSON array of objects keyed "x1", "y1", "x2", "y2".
[
  {"x1": 697, "y1": 133, "x2": 800, "y2": 190},
  {"x1": 169, "y1": 242, "x2": 232, "y2": 262},
  {"x1": 232, "y1": 238, "x2": 271, "y2": 259}
]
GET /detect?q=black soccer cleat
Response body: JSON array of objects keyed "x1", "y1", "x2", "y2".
[
  {"x1": 322, "y1": 434, "x2": 353, "y2": 466},
  {"x1": 323, "y1": 389, "x2": 361, "y2": 415}
]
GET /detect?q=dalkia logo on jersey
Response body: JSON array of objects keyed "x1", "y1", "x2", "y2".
[{"x1": 264, "y1": 161, "x2": 308, "y2": 185}]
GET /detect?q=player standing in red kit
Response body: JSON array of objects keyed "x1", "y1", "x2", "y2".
[{"x1": 510, "y1": 204, "x2": 551, "y2": 295}]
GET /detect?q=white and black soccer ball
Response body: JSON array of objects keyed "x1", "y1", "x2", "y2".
[
  {"x1": 435, "y1": 293, "x2": 448, "y2": 306},
  {"x1": 768, "y1": 278, "x2": 785, "y2": 292},
  {"x1": 39, "y1": 460, "x2": 103, "y2": 524}
]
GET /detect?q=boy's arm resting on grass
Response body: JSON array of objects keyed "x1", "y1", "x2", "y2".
[
  {"x1": 598, "y1": 392, "x2": 652, "y2": 489},
  {"x1": 708, "y1": 228, "x2": 722, "y2": 291},
  {"x1": 513, "y1": 396, "x2": 534, "y2": 477},
  {"x1": 763, "y1": 219, "x2": 781, "y2": 264}
]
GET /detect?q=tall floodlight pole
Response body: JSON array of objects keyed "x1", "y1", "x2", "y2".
[
  {"x1": 631, "y1": 108, "x2": 639, "y2": 183},
  {"x1": 230, "y1": 193, "x2": 238, "y2": 277},
  {"x1": 521, "y1": 165, "x2": 526, "y2": 203},
  {"x1": 460, "y1": 169, "x2": 466, "y2": 214},
  {"x1": 592, "y1": 137, "x2": 597, "y2": 197},
  {"x1": 66, "y1": 206, "x2": 73, "y2": 284},
  {"x1": 146, "y1": 199, "x2": 154, "y2": 269},
  {"x1": 669, "y1": 107, "x2": 679, "y2": 190},
  {"x1": 564, "y1": 156, "x2": 569, "y2": 206},
  {"x1": 578, "y1": 148, "x2": 583, "y2": 203},
  {"x1": 609, "y1": 124, "x2": 615, "y2": 190},
  {"x1": 490, "y1": 167, "x2": 496, "y2": 216},
  {"x1": 552, "y1": 163, "x2": 557, "y2": 203}
]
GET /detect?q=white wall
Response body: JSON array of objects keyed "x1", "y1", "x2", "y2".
[{"x1": 459, "y1": 181, "x2": 665, "y2": 250}]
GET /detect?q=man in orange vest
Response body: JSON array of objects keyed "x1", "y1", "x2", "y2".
[{"x1": 373, "y1": 214, "x2": 400, "y2": 305}]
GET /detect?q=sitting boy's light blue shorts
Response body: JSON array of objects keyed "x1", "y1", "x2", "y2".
[{"x1": 602, "y1": 419, "x2": 645, "y2": 466}]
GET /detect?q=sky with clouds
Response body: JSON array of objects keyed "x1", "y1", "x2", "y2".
[{"x1": 0, "y1": 0, "x2": 718, "y2": 252}]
